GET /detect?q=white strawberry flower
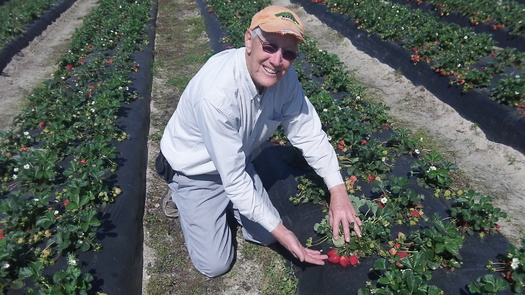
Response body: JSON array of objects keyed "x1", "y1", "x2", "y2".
[
  {"x1": 380, "y1": 197, "x2": 388, "y2": 204},
  {"x1": 511, "y1": 258, "x2": 520, "y2": 270}
]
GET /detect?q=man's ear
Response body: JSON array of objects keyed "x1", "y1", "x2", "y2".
[{"x1": 245, "y1": 29, "x2": 253, "y2": 54}]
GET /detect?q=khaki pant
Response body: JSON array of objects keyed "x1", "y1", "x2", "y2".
[{"x1": 167, "y1": 164, "x2": 278, "y2": 277}]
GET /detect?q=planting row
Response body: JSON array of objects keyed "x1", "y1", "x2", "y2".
[
  {"x1": 0, "y1": 0, "x2": 78, "y2": 72},
  {"x1": 0, "y1": 0, "x2": 153, "y2": 293},
  {"x1": 0, "y1": 0, "x2": 61, "y2": 49},
  {"x1": 207, "y1": 0, "x2": 523, "y2": 293},
  {"x1": 321, "y1": 0, "x2": 525, "y2": 108},
  {"x1": 403, "y1": 0, "x2": 525, "y2": 36}
]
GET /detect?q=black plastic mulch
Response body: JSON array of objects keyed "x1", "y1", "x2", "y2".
[{"x1": 74, "y1": 0, "x2": 158, "y2": 293}]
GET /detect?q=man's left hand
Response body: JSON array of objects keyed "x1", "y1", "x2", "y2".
[{"x1": 328, "y1": 184, "x2": 362, "y2": 243}]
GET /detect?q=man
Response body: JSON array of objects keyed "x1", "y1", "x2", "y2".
[{"x1": 159, "y1": 5, "x2": 362, "y2": 277}]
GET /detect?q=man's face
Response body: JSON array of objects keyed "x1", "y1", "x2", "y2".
[{"x1": 245, "y1": 29, "x2": 299, "y2": 91}]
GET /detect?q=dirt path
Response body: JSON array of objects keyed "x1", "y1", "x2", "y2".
[
  {"x1": 0, "y1": 0, "x2": 99, "y2": 131},
  {"x1": 275, "y1": 0, "x2": 525, "y2": 245}
]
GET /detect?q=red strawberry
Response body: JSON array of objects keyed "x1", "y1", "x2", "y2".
[
  {"x1": 505, "y1": 272, "x2": 513, "y2": 283},
  {"x1": 339, "y1": 255, "x2": 349, "y2": 267},
  {"x1": 327, "y1": 249, "x2": 338, "y2": 257},
  {"x1": 348, "y1": 255, "x2": 359, "y2": 266},
  {"x1": 328, "y1": 254, "x2": 340, "y2": 264},
  {"x1": 394, "y1": 243, "x2": 400, "y2": 249},
  {"x1": 388, "y1": 248, "x2": 397, "y2": 255},
  {"x1": 349, "y1": 175, "x2": 358, "y2": 182},
  {"x1": 38, "y1": 122, "x2": 45, "y2": 128},
  {"x1": 368, "y1": 175, "x2": 375, "y2": 182},
  {"x1": 377, "y1": 202, "x2": 384, "y2": 208},
  {"x1": 410, "y1": 210, "x2": 421, "y2": 218},
  {"x1": 361, "y1": 139, "x2": 367, "y2": 145},
  {"x1": 396, "y1": 252, "x2": 408, "y2": 259}
]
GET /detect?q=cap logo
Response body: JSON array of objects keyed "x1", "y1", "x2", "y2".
[{"x1": 274, "y1": 12, "x2": 300, "y2": 25}]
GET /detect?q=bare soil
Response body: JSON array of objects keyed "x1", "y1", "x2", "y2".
[{"x1": 0, "y1": 0, "x2": 524, "y2": 293}]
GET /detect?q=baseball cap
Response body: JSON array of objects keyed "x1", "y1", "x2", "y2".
[{"x1": 249, "y1": 6, "x2": 304, "y2": 40}]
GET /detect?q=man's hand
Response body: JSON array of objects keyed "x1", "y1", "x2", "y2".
[
  {"x1": 329, "y1": 184, "x2": 362, "y2": 243},
  {"x1": 271, "y1": 223, "x2": 327, "y2": 265}
]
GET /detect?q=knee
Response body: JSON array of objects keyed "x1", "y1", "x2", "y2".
[{"x1": 193, "y1": 254, "x2": 234, "y2": 278}]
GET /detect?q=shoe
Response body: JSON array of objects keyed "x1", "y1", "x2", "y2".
[{"x1": 162, "y1": 189, "x2": 178, "y2": 218}]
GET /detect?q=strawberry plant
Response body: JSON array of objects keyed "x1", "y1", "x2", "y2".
[
  {"x1": 291, "y1": 174, "x2": 328, "y2": 205},
  {"x1": 479, "y1": 239, "x2": 525, "y2": 293},
  {"x1": 410, "y1": 150, "x2": 458, "y2": 189},
  {"x1": 491, "y1": 73, "x2": 525, "y2": 107},
  {"x1": 387, "y1": 128, "x2": 420, "y2": 156},
  {"x1": 358, "y1": 252, "x2": 444, "y2": 295},
  {"x1": 309, "y1": 196, "x2": 392, "y2": 259},
  {"x1": 468, "y1": 274, "x2": 509, "y2": 295},
  {"x1": 371, "y1": 175, "x2": 425, "y2": 225},
  {"x1": 450, "y1": 190, "x2": 508, "y2": 235},
  {"x1": 408, "y1": 214, "x2": 464, "y2": 270}
]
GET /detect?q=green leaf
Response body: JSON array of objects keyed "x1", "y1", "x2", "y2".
[{"x1": 332, "y1": 236, "x2": 345, "y2": 248}]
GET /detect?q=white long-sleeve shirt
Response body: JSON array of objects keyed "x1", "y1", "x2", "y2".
[{"x1": 160, "y1": 47, "x2": 343, "y2": 231}]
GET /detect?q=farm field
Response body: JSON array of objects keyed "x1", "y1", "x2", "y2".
[{"x1": 0, "y1": 0, "x2": 524, "y2": 293}]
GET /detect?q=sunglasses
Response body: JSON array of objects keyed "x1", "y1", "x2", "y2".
[{"x1": 254, "y1": 31, "x2": 298, "y2": 61}]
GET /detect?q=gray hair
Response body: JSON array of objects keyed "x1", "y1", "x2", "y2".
[{"x1": 252, "y1": 27, "x2": 263, "y2": 40}]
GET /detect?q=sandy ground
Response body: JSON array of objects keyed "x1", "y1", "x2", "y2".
[{"x1": 0, "y1": 0, "x2": 523, "y2": 293}]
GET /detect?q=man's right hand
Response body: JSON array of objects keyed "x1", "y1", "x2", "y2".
[{"x1": 271, "y1": 223, "x2": 327, "y2": 265}]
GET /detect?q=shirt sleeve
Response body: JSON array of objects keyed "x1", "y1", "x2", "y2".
[
  {"x1": 281, "y1": 83, "x2": 344, "y2": 190},
  {"x1": 195, "y1": 98, "x2": 282, "y2": 232}
]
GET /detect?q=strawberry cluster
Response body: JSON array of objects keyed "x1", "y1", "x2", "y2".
[{"x1": 326, "y1": 249, "x2": 359, "y2": 267}]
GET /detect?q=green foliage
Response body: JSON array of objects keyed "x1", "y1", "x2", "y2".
[
  {"x1": 468, "y1": 274, "x2": 509, "y2": 295},
  {"x1": 450, "y1": 190, "x2": 508, "y2": 235},
  {"x1": 409, "y1": 215, "x2": 464, "y2": 270},
  {"x1": 411, "y1": 151, "x2": 458, "y2": 189},
  {"x1": 0, "y1": 0, "x2": 151, "y2": 291},
  {"x1": 358, "y1": 252, "x2": 444, "y2": 295}
]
